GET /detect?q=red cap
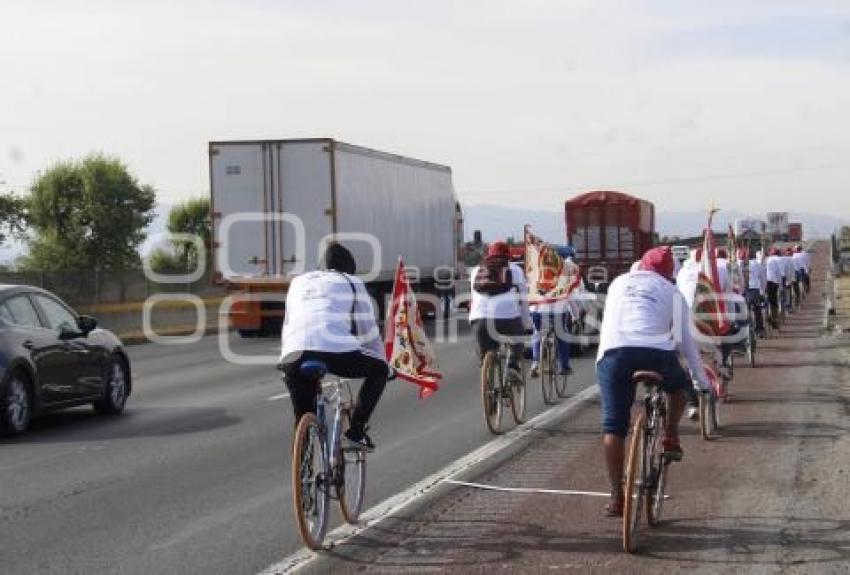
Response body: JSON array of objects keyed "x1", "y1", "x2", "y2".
[
  {"x1": 638, "y1": 246, "x2": 676, "y2": 279},
  {"x1": 487, "y1": 241, "x2": 510, "y2": 258}
]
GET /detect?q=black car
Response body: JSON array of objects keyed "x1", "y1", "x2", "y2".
[{"x1": 0, "y1": 285, "x2": 131, "y2": 435}]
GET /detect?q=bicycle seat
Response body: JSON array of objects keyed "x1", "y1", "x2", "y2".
[
  {"x1": 299, "y1": 360, "x2": 328, "y2": 379},
  {"x1": 632, "y1": 371, "x2": 664, "y2": 386}
]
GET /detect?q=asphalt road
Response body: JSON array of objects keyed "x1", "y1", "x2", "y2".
[{"x1": 0, "y1": 319, "x2": 599, "y2": 574}]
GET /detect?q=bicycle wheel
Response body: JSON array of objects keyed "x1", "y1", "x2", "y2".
[
  {"x1": 645, "y1": 427, "x2": 668, "y2": 527},
  {"x1": 699, "y1": 392, "x2": 714, "y2": 440},
  {"x1": 337, "y1": 410, "x2": 367, "y2": 524},
  {"x1": 747, "y1": 328, "x2": 756, "y2": 368},
  {"x1": 510, "y1": 360, "x2": 526, "y2": 424},
  {"x1": 553, "y1": 338, "x2": 569, "y2": 398},
  {"x1": 292, "y1": 413, "x2": 330, "y2": 550},
  {"x1": 481, "y1": 351, "x2": 503, "y2": 434},
  {"x1": 623, "y1": 411, "x2": 646, "y2": 553},
  {"x1": 540, "y1": 335, "x2": 556, "y2": 405},
  {"x1": 712, "y1": 386, "x2": 722, "y2": 431}
]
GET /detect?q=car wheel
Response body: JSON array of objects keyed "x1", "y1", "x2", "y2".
[
  {"x1": 2, "y1": 371, "x2": 32, "y2": 436},
  {"x1": 94, "y1": 356, "x2": 128, "y2": 415}
]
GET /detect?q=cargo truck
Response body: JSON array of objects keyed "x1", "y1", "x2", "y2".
[
  {"x1": 209, "y1": 138, "x2": 464, "y2": 336},
  {"x1": 565, "y1": 190, "x2": 655, "y2": 292},
  {"x1": 788, "y1": 222, "x2": 803, "y2": 242}
]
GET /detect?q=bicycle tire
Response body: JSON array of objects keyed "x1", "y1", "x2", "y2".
[
  {"x1": 646, "y1": 429, "x2": 668, "y2": 527},
  {"x1": 553, "y1": 336, "x2": 569, "y2": 398},
  {"x1": 510, "y1": 360, "x2": 526, "y2": 424},
  {"x1": 481, "y1": 351, "x2": 503, "y2": 434},
  {"x1": 540, "y1": 336, "x2": 556, "y2": 405},
  {"x1": 748, "y1": 328, "x2": 756, "y2": 368},
  {"x1": 623, "y1": 411, "x2": 646, "y2": 553},
  {"x1": 699, "y1": 392, "x2": 714, "y2": 440},
  {"x1": 292, "y1": 413, "x2": 330, "y2": 550},
  {"x1": 712, "y1": 386, "x2": 722, "y2": 431},
  {"x1": 337, "y1": 409, "x2": 367, "y2": 524}
]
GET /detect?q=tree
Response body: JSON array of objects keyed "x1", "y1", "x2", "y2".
[
  {"x1": 21, "y1": 155, "x2": 156, "y2": 271},
  {"x1": 0, "y1": 191, "x2": 26, "y2": 245},
  {"x1": 149, "y1": 197, "x2": 211, "y2": 274}
]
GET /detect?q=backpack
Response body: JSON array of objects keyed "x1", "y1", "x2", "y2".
[{"x1": 473, "y1": 256, "x2": 515, "y2": 295}]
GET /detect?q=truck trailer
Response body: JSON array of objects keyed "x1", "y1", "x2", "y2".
[{"x1": 209, "y1": 138, "x2": 464, "y2": 336}]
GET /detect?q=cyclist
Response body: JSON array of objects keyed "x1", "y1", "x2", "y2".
[
  {"x1": 746, "y1": 249, "x2": 767, "y2": 338},
  {"x1": 279, "y1": 242, "x2": 390, "y2": 451},
  {"x1": 782, "y1": 247, "x2": 796, "y2": 313},
  {"x1": 597, "y1": 246, "x2": 710, "y2": 516},
  {"x1": 787, "y1": 246, "x2": 803, "y2": 307},
  {"x1": 470, "y1": 241, "x2": 532, "y2": 379},
  {"x1": 675, "y1": 248, "x2": 703, "y2": 420},
  {"x1": 765, "y1": 247, "x2": 784, "y2": 328},
  {"x1": 530, "y1": 246, "x2": 574, "y2": 378},
  {"x1": 793, "y1": 244, "x2": 811, "y2": 295}
]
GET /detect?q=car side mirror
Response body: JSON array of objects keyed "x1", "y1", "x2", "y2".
[
  {"x1": 59, "y1": 325, "x2": 83, "y2": 340},
  {"x1": 77, "y1": 315, "x2": 98, "y2": 335}
]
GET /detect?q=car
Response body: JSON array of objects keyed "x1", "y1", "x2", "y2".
[{"x1": 0, "y1": 285, "x2": 131, "y2": 435}]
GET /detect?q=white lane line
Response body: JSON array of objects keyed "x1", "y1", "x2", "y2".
[
  {"x1": 258, "y1": 382, "x2": 600, "y2": 575},
  {"x1": 267, "y1": 392, "x2": 290, "y2": 402},
  {"x1": 442, "y1": 479, "x2": 610, "y2": 498}
]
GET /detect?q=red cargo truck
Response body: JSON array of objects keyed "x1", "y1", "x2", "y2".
[
  {"x1": 788, "y1": 222, "x2": 803, "y2": 242},
  {"x1": 565, "y1": 190, "x2": 655, "y2": 292}
]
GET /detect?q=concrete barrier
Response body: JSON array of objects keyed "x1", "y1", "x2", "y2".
[{"x1": 78, "y1": 297, "x2": 225, "y2": 344}]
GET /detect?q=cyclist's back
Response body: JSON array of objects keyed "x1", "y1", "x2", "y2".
[{"x1": 279, "y1": 243, "x2": 389, "y2": 450}]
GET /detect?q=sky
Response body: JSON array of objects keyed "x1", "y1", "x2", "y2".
[{"x1": 2, "y1": 0, "x2": 850, "y2": 217}]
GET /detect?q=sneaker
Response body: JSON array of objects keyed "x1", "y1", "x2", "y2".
[
  {"x1": 530, "y1": 362, "x2": 539, "y2": 378},
  {"x1": 687, "y1": 406, "x2": 699, "y2": 420},
  {"x1": 343, "y1": 428, "x2": 375, "y2": 452},
  {"x1": 661, "y1": 436, "x2": 684, "y2": 461}
]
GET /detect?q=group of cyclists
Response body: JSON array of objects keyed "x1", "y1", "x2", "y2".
[{"x1": 278, "y1": 237, "x2": 812, "y2": 522}]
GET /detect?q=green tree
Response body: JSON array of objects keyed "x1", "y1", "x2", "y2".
[
  {"x1": 149, "y1": 197, "x2": 211, "y2": 274},
  {"x1": 22, "y1": 155, "x2": 156, "y2": 271},
  {"x1": 0, "y1": 191, "x2": 26, "y2": 244}
]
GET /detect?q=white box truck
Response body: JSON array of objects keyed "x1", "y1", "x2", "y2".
[{"x1": 209, "y1": 138, "x2": 464, "y2": 336}]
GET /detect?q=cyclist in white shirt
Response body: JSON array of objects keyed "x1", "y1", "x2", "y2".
[
  {"x1": 782, "y1": 247, "x2": 797, "y2": 313},
  {"x1": 469, "y1": 241, "x2": 532, "y2": 377},
  {"x1": 597, "y1": 246, "x2": 710, "y2": 517},
  {"x1": 746, "y1": 249, "x2": 767, "y2": 337},
  {"x1": 793, "y1": 245, "x2": 811, "y2": 295},
  {"x1": 765, "y1": 248, "x2": 784, "y2": 328},
  {"x1": 279, "y1": 243, "x2": 390, "y2": 451}
]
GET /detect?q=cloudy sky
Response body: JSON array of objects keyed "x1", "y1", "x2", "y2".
[{"x1": 2, "y1": 0, "x2": 849, "y2": 216}]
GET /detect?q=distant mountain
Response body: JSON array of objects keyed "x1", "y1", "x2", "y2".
[{"x1": 462, "y1": 203, "x2": 847, "y2": 244}]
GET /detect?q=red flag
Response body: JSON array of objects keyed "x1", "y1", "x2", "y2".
[
  {"x1": 524, "y1": 225, "x2": 582, "y2": 304},
  {"x1": 384, "y1": 259, "x2": 442, "y2": 398},
  {"x1": 694, "y1": 225, "x2": 730, "y2": 336}
]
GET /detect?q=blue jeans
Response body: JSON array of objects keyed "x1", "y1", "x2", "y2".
[
  {"x1": 531, "y1": 311, "x2": 571, "y2": 371},
  {"x1": 596, "y1": 347, "x2": 691, "y2": 437}
]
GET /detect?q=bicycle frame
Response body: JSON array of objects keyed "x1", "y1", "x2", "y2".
[{"x1": 315, "y1": 377, "x2": 354, "y2": 482}]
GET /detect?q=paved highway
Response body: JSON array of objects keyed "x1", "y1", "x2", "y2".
[{"x1": 0, "y1": 320, "x2": 598, "y2": 574}]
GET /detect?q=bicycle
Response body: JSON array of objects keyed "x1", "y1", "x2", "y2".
[
  {"x1": 698, "y1": 365, "x2": 722, "y2": 440},
  {"x1": 622, "y1": 370, "x2": 675, "y2": 553},
  {"x1": 481, "y1": 340, "x2": 526, "y2": 434},
  {"x1": 539, "y1": 318, "x2": 570, "y2": 404},
  {"x1": 291, "y1": 360, "x2": 367, "y2": 551}
]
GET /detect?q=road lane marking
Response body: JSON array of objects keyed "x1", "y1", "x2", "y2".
[
  {"x1": 267, "y1": 393, "x2": 290, "y2": 401},
  {"x1": 258, "y1": 382, "x2": 600, "y2": 575}
]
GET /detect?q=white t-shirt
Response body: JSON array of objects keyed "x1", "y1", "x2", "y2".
[
  {"x1": 597, "y1": 271, "x2": 706, "y2": 386},
  {"x1": 716, "y1": 258, "x2": 730, "y2": 293},
  {"x1": 676, "y1": 259, "x2": 700, "y2": 309},
  {"x1": 748, "y1": 258, "x2": 767, "y2": 293},
  {"x1": 280, "y1": 271, "x2": 386, "y2": 363},
  {"x1": 783, "y1": 256, "x2": 796, "y2": 281},
  {"x1": 766, "y1": 255, "x2": 784, "y2": 284},
  {"x1": 792, "y1": 252, "x2": 808, "y2": 272},
  {"x1": 469, "y1": 262, "x2": 531, "y2": 327}
]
